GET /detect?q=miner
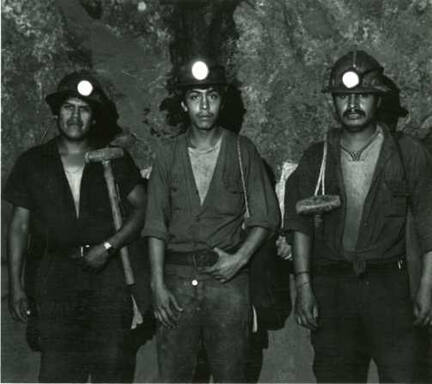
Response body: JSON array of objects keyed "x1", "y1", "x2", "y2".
[
  {"x1": 143, "y1": 58, "x2": 280, "y2": 382},
  {"x1": 284, "y1": 50, "x2": 432, "y2": 382},
  {"x1": 4, "y1": 71, "x2": 146, "y2": 382}
]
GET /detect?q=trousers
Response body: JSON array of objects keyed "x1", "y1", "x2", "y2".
[
  {"x1": 156, "y1": 263, "x2": 251, "y2": 383},
  {"x1": 310, "y1": 265, "x2": 429, "y2": 383},
  {"x1": 38, "y1": 286, "x2": 133, "y2": 383}
]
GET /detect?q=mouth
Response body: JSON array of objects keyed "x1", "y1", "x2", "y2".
[{"x1": 344, "y1": 110, "x2": 365, "y2": 120}]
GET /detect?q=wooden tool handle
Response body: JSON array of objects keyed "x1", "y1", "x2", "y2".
[{"x1": 102, "y1": 160, "x2": 135, "y2": 285}]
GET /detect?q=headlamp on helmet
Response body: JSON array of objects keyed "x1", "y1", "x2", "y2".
[
  {"x1": 191, "y1": 61, "x2": 209, "y2": 81},
  {"x1": 323, "y1": 50, "x2": 391, "y2": 94},
  {"x1": 341, "y1": 70, "x2": 360, "y2": 89},
  {"x1": 176, "y1": 57, "x2": 227, "y2": 88},
  {"x1": 77, "y1": 80, "x2": 94, "y2": 96}
]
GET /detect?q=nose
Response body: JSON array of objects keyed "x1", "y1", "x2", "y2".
[
  {"x1": 348, "y1": 93, "x2": 359, "y2": 109},
  {"x1": 200, "y1": 95, "x2": 209, "y2": 111}
]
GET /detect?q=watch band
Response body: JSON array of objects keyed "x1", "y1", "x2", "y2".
[{"x1": 103, "y1": 241, "x2": 115, "y2": 256}]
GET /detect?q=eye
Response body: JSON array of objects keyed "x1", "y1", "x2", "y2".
[
  {"x1": 209, "y1": 92, "x2": 220, "y2": 100},
  {"x1": 337, "y1": 94, "x2": 349, "y2": 100},
  {"x1": 62, "y1": 104, "x2": 73, "y2": 110},
  {"x1": 79, "y1": 106, "x2": 91, "y2": 113},
  {"x1": 188, "y1": 93, "x2": 199, "y2": 101}
]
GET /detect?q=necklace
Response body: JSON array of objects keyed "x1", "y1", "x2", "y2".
[{"x1": 340, "y1": 130, "x2": 380, "y2": 161}]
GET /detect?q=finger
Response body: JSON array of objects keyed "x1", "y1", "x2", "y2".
[
  {"x1": 159, "y1": 308, "x2": 175, "y2": 328},
  {"x1": 9, "y1": 305, "x2": 19, "y2": 322},
  {"x1": 169, "y1": 294, "x2": 183, "y2": 313},
  {"x1": 19, "y1": 299, "x2": 30, "y2": 321}
]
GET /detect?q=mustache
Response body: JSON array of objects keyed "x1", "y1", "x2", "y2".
[
  {"x1": 343, "y1": 108, "x2": 365, "y2": 118},
  {"x1": 66, "y1": 119, "x2": 83, "y2": 127}
]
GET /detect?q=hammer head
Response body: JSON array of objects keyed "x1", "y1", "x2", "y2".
[
  {"x1": 85, "y1": 147, "x2": 124, "y2": 163},
  {"x1": 296, "y1": 195, "x2": 341, "y2": 216}
]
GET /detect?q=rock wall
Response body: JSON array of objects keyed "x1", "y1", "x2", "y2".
[
  {"x1": 234, "y1": 0, "x2": 432, "y2": 173},
  {"x1": 2, "y1": 0, "x2": 431, "y2": 382}
]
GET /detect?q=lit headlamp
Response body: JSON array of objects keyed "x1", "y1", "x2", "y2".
[
  {"x1": 191, "y1": 61, "x2": 209, "y2": 81},
  {"x1": 77, "y1": 80, "x2": 93, "y2": 96},
  {"x1": 342, "y1": 70, "x2": 360, "y2": 89}
]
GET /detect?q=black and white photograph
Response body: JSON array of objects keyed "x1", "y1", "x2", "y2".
[{"x1": 2, "y1": 0, "x2": 432, "y2": 382}]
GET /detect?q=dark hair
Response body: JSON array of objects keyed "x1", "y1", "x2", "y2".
[{"x1": 159, "y1": 84, "x2": 245, "y2": 134}]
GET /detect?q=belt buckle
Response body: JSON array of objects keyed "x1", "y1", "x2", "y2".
[
  {"x1": 397, "y1": 260, "x2": 403, "y2": 270},
  {"x1": 80, "y1": 245, "x2": 90, "y2": 258}
]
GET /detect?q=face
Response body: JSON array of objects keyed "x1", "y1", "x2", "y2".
[
  {"x1": 57, "y1": 97, "x2": 93, "y2": 141},
  {"x1": 333, "y1": 93, "x2": 380, "y2": 132},
  {"x1": 181, "y1": 87, "x2": 222, "y2": 131}
]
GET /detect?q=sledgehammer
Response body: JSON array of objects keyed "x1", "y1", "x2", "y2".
[{"x1": 85, "y1": 147, "x2": 135, "y2": 285}]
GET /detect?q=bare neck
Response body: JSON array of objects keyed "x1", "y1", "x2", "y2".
[
  {"x1": 57, "y1": 136, "x2": 92, "y2": 156},
  {"x1": 188, "y1": 126, "x2": 223, "y2": 150}
]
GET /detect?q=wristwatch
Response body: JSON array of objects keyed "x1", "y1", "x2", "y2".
[{"x1": 103, "y1": 241, "x2": 116, "y2": 257}]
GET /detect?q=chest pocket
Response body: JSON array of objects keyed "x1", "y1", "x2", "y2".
[
  {"x1": 217, "y1": 167, "x2": 244, "y2": 215},
  {"x1": 385, "y1": 179, "x2": 409, "y2": 217}
]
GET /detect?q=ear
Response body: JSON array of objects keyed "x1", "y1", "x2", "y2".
[{"x1": 181, "y1": 101, "x2": 188, "y2": 112}]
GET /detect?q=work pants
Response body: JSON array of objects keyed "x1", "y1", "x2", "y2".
[
  {"x1": 310, "y1": 265, "x2": 429, "y2": 383},
  {"x1": 35, "y1": 252, "x2": 133, "y2": 383},
  {"x1": 156, "y1": 263, "x2": 251, "y2": 383}
]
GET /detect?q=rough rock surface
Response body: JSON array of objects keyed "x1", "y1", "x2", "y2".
[
  {"x1": 234, "y1": 0, "x2": 432, "y2": 174},
  {"x1": 2, "y1": 0, "x2": 171, "y2": 178}
]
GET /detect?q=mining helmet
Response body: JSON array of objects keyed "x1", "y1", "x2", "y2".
[
  {"x1": 45, "y1": 71, "x2": 108, "y2": 115},
  {"x1": 176, "y1": 58, "x2": 227, "y2": 88},
  {"x1": 323, "y1": 50, "x2": 391, "y2": 94}
]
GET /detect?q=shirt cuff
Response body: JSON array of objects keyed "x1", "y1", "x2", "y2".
[
  {"x1": 283, "y1": 216, "x2": 314, "y2": 237},
  {"x1": 141, "y1": 227, "x2": 168, "y2": 242}
]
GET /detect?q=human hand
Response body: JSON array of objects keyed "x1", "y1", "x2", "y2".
[
  {"x1": 413, "y1": 281, "x2": 432, "y2": 327},
  {"x1": 9, "y1": 285, "x2": 30, "y2": 322},
  {"x1": 201, "y1": 248, "x2": 246, "y2": 283},
  {"x1": 82, "y1": 244, "x2": 110, "y2": 270},
  {"x1": 295, "y1": 282, "x2": 319, "y2": 330},
  {"x1": 152, "y1": 283, "x2": 183, "y2": 328},
  {"x1": 276, "y1": 236, "x2": 292, "y2": 260}
]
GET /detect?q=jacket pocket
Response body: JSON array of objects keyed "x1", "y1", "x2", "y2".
[{"x1": 385, "y1": 179, "x2": 409, "y2": 217}]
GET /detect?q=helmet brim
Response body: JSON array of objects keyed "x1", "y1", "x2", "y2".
[
  {"x1": 45, "y1": 90, "x2": 103, "y2": 115},
  {"x1": 322, "y1": 86, "x2": 390, "y2": 94}
]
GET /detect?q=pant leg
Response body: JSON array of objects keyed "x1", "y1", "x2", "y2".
[
  {"x1": 38, "y1": 296, "x2": 92, "y2": 383},
  {"x1": 311, "y1": 273, "x2": 371, "y2": 383},
  {"x1": 362, "y1": 268, "x2": 429, "y2": 383},
  {"x1": 156, "y1": 265, "x2": 202, "y2": 383},
  {"x1": 89, "y1": 285, "x2": 134, "y2": 383},
  {"x1": 202, "y1": 271, "x2": 251, "y2": 383}
]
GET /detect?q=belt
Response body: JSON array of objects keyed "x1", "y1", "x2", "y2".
[
  {"x1": 312, "y1": 258, "x2": 407, "y2": 275},
  {"x1": 165, "y1": 250, "x2": 218, "y2": 267},
  {"x1": 48, "y1": 245, "x2": 92, "y2": 259}
]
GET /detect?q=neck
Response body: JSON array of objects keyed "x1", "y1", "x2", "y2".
[
  {"x1": 188, "y1": 126, "x2": 223, "y2": 150},
  {"x1": 341, "y1": 122, "x2": 378, "y2": 150},
  {"x1": 57, "y1": 136, "x2": 92, "y2": 156}
]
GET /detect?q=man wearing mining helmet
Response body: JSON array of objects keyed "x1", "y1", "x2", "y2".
[
  {"x1": 4, "y1": 71, "x2": 146, "y2": 382},
  {"x1": 284, "y1": 50, "x2": 432, "y2": 382},
  {"x1": 143, "y1": 58, "x2": 279, "y2": 382}
]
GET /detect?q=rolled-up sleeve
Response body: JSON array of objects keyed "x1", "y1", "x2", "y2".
[
  {"x1": 141, "y1": 145, "x2": 171, "y2": 241},
  {"x1": 283, "y1": 151, "x2": 315, "y2": 237},
  {"x1": 3, "y1": 153, "x2": 33, "y2": 209},
  {"x1": 407, "y1": 139, "x2": 432, "y2": 253},
  {"x1": 242, "y1": 138, "x2": 280, "y2": 232}
]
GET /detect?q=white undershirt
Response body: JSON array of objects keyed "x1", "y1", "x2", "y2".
[
  {"x1": 62, "y1": 159, "x2": 84, "y2": 217},
  {"x1": 188, "y1": 136, "x2": 223, "y2": 205}
]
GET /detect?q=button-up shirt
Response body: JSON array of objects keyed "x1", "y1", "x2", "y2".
[
  {"x1": 143, "y1": 129, "x2": 280, "y2": 252},
  {"x1": 284, "y1": 125, "x2": 432, "y2": 265}
]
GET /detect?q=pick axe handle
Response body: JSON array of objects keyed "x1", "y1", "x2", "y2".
[{"x1": 102, "y1": 160, "x2": 135, "y2": 285}]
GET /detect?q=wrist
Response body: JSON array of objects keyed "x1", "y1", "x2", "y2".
[
  {"x1": 235, "y1": 250, "x2": 251, "y2": 267},
  {"x1": 102, "y1": 241, "x2": 116, "y2": 257}
]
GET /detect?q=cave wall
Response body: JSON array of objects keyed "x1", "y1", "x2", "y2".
[{"x1": 2, "y1": 0, "x2": 431, "y2": 382}]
